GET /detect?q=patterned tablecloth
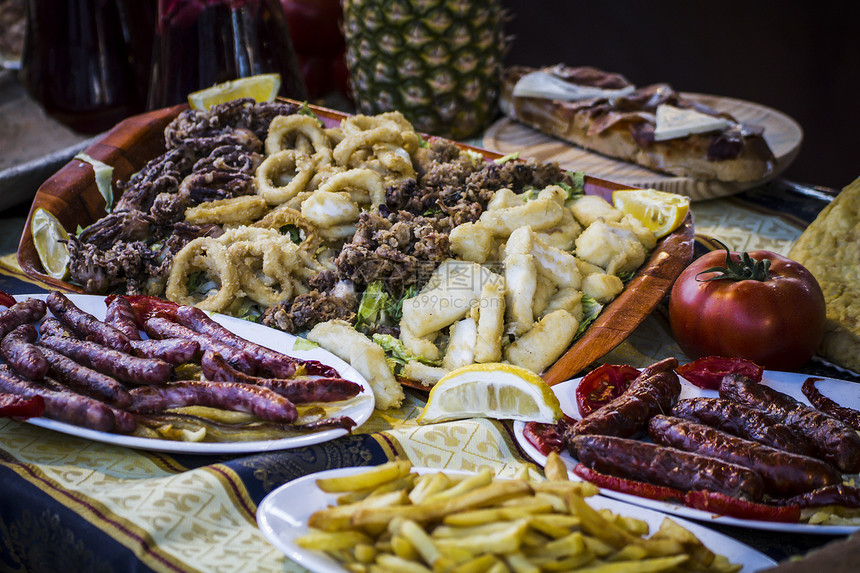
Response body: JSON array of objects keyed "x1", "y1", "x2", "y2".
[{"x1": 0, "y1": 179, "x2": 856, "y2": 573}]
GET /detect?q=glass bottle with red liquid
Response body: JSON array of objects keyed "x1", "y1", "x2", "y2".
[
  {"x1": 20, "y1": 0, "x2": 141, "y2": 134},
  {"x1": 146, "y1": 0, "x2": 307, "y2": 110}
]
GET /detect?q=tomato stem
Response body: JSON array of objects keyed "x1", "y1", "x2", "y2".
[{"x1": 695, "y1": 239, "x2": 771, "y2": 282}]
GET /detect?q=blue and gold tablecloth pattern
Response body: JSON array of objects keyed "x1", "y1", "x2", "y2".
[{"x1": 0, "y1": 180, "x2": 852, "y2": 572}]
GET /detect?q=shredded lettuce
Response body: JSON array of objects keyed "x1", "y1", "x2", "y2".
[
  {"x1": 293, "y1": 337, "x2": 319, "y2": 351},
  {"x1": 464, "y1": 149, "x2": 484, "y2": 166},
  {"x1": 354, "y1": 281, "x2": 390, "y2": 332},
  {"x1": 559, "y1": 170, "x2": 587, "y2": 202},
  {"x1": 575, "y1": 294, "x2": 604, "y2": 338},
  {"x1": 372, "y1": 333, "x2": 440, "y2": 375},
  {"x1": 616, "y1": 270, "x2": 636, "y2": 283},
  {"x1": 494, "y1": 152, "x2": 519, "y2": 164},
  {"x1": 354, "y1": 281, "x2": 418, "y2": 332},
  {"x1": 75, "y1": 153, "x2": 114, "y2": 212},
  {"x1": 280, "y1": 224, "x2": 303, "y2": 244},
  {"x1": 297, "y1": 101, "x2": 324, "y2": 126}
]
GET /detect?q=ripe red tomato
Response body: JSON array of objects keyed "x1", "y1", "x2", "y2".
[{"x1": 669, "y1": 245, "x2": 826, "y2": 371}]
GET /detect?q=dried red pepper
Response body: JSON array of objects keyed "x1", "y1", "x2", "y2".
[
  {"x1": 684, "y1": 490, "x2": 801, "y2": 522},
  {"x1": 523, "y1": 420, "x2": 569, "y2": 456},
  {"x1": 575, "y1": 364, "x2": 641, "y2": 417},
  {"x1": 0, "y1": 393, "x2": 45, "y2": 419},
  {"x1": 676, "y1": 356, "x2": 763, "y2": 390},
  {"x1": 572, "y1": 463, "x2": 685, "y2": 503},
  {"x1": 0, "y1": 291, "x2": 15, "y2": 308}
]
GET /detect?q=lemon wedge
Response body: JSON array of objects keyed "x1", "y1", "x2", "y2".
[
  {"x1": 417, "y1": 363, "x2": 563, "y2": 424},
  {"x1": 31, "y1": 207, "x2": 70, "y2": 280},
  {"x1": 187, "y1": 73, "x2": 282, "y2": 110},
  {"x1": 612, "y1": 188, "x2": 690, "y2": 238}
]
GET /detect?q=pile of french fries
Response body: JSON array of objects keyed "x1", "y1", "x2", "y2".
[{"x1": 294, "y1": 454, "x2": 742, "y2": 573}]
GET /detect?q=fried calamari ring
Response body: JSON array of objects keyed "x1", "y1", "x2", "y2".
[
  {"x1": 265, "y1": 114, "x2": 332, "y2": 158},
  {"x1": 316, "y1": 168, "x2": 386, "y2": 207},
  {"x1": 333, "y1": 126, "x2": 404, "y2": 167},
  {"x1": 341, "y1": 111, "x2": 415, "y2": 138},
  {"x1": 166, "y1": 237, "x2": 239, "y2": 312},
  {"x1": 184, "y1": 195, "x2": 269, "y2": 226},
  {"x1": 229, "y1": 238, "x2": 296, "y2": 307},
  {"x1": 375, "y1": 142, "x2": 416, "y2": 179},
  {"x1": 256, "y1": 149, "x2": 315, "y2": 205},
  {"x1": 252, "y1": 206, "x2": 321, "y2": 253}
]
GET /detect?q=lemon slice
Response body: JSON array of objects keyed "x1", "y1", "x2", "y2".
[
  {"x1": 187, "y1": 73, "x2": 282, "y2": 110},
  {"x1": 418, "y1": 363, "x2": 563, "y2": 424},
  {"x1": 31, "y1": 207, "x2": 70, "y2": 280},
  {"x1": 612, "y1": 188, "x2": 690, "y2": 238}
]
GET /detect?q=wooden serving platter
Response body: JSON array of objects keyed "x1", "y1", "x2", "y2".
[
  {"x1": 18, "y1": 99, "x2": 694, "y2": 383},
  {"x1": 484, "y1": 92, "x2": 803, "y2": 202}
]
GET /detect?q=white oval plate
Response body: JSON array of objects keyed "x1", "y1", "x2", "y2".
[
  {"x1": 257, "y1": 466, "x2": 776, "y2": 573},
  {"x1": 12, "y1": 293, "x2": 375, "y2": 454},
  {"x1": 513, "y1": 370, "x2": 860, "y2": 534}
]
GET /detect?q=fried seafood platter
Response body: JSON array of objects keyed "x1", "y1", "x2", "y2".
[
  {"x1": 19, "y1": 99, "x2": 694, "y2": 410},
  {"x1": 0, "y1": 291, "x2": 374, "y2": 453}
]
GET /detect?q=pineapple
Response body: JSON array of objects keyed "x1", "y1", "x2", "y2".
[{"x1": 342, "y1": 0, "x2": 506, "y2": 141}]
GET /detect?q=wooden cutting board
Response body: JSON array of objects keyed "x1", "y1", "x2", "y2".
[{"x1": 484, "y1": 92, "x2": 803, "y2": 202}]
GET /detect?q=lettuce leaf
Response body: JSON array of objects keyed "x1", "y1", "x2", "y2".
[
  {"x1": 575, "y1": 294, "x2": 604, "y2": 338},
  {"x1": 354, "y1": 281, "x2": 419, "y2": 332},
  {"x1": 372, "y1": 333, "x2": 440, "y2": 375},
  {"x1": 75, "y1": 153, "x2": 114, "y2": 212}
]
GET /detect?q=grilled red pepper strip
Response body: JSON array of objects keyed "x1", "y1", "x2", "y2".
[
  {"x1": 108, "y1": 294, "x2": 178, "y2": 326},
  {"x1": 523, "y1": 419, "x2": 569, "y2": 456},
  {"x1": 676, "y1": 356, "x2": 763, "y2": 390},
  {"x1": 0, "y1": 393, "x2": 45, "y2": 419},
  {"x1": 575, "y1": 364, "x2": 641, "y2": 416},
  {"x1": 572, "y1": 463, "x2": 685, "y2": 503},
  {"x1": 684, "y1": 490, "x2": 801, "y2": 522},
  {"x1": 801, "y1": 377, "x2": 860, "y2": 431},
  {"x1": 0, "y1": 291, "x2": 15, "y2": 308}
]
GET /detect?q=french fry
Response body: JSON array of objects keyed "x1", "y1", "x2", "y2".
[
  {"x1": 433, "y1": 519, "x2": 530, "y2": 554},
  {"x1": 572, "y1": 555, "x2": 689, "y2": 573},
  {"x1": 352, "y1": 481, "x2": 532, "y2": 528},
  {"x1": 297, "y1": 466, "x2": 742, "y2": 573},
  {"x1": 421, "y1": 469, "x2": 494, "y2": 504},
  {"x1": 308, "y1": 490, "x2": 408, "y2": 531},
  {"x1": 448, "y1": 554, "x2": 498, "y2": 573},
  {"x1": 409, "y1": 473, "x2": 452, "y2": 505},
  {"x1": 442, "y1": 503, "x2": 552, "y2": 527},
  {"x1": 543, "y1": 451, "x2": 569, "y2": 482},
  {"x1": 504, "y1": 552, "x2": 539, "y2": 573},
  {"x1": 316, "y1": 460, "x2": 412, "y2": 493},
  {"x1": 294, "y1": 530, "x2": 372, "y2": 551},
  {"x1": 376, "y1": 553, "x2": 433, "y2": 573},
  {"x1": 396, "y1": 519, "x2": 443, "y2": 567}
]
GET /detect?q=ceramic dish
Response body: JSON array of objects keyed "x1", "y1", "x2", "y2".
[
  {"x1": 257, "y1": 466, "x2": 777, "y2": 573},
  {"x1": 513, "y1": 370, "x2": 860, "y2": 534},
  {"x1": 12, "y1": 293, "x2": 374, "y2": 454}
]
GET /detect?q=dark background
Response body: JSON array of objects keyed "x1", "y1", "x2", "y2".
[{"x1": 500, "y1": 0, "x2": 859, "y2": 191}]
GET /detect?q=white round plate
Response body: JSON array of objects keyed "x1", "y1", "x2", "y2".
[
  {"x1": 513, "y1": 370, "x2": 860, "y2": 534},
  {"x1": 257, "y1": 466, "x2": 777, "y2": 573},
  {"x1": 12, "y1": 293, "x2": 375, "y2": 454}
]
